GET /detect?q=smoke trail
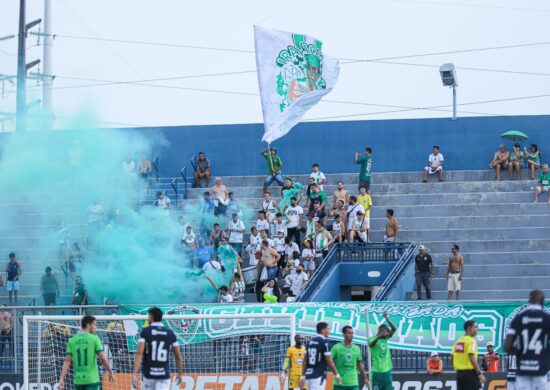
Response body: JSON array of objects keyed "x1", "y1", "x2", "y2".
[{"x1": 0, "y1": 125, "x2": 246, "y2": 304}]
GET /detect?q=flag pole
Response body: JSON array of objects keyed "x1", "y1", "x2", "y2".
[
  {"x1": 266, "y1": 142, "x2": 274, "y2": 176},
  {"x1": 365, "y1": 305, "x2": 373, "y2": 390}
]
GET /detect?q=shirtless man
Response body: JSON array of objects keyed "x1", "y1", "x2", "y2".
[
  {"x1": 332, "y1": 181, "x2": 350, "y2": 209},
  {"x1": 384, "y1": 209, "x2": 398, "y2": 242},
  {"x1": 488, "y1": 144, "x2": 510, "y2": 181},
  {"x1": 138, "y1": 154, "x2": 153, "y2": 178},
  {"x1": 211, "y1": 177, "x2": 229, "y2": 216},
  {"x1": 384, "y1": 209, "x2": 399, "y2": 259},
  {"x1": 261, "y1": 240, "x2": 280, "y2": 280},
  {"x1": 329, "y1": 200, "x2": 348, "y2": 234},
  {"x1": 447, "y1": 244, "x2": 464, "y2": 300}
]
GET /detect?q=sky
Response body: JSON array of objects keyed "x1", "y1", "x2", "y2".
[{"x1": 0, "y1": 0, "x2": 549, "y2": 131}]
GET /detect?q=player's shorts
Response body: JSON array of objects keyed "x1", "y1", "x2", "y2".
[
  {"x1": 289, "y1": 374, "x2": 307, "y2": 389},
  {"x1": 334, "y1": 385, "x2": 359, "y2": 390},
  {"x1": 6, "y1": 281, "x2": 19, "y2": 291},
  {"x1": 306, "y1": 376, "x2": 326, "y2": 390},
  {"x1": 507, "y1": 380, "x2": 517, "y2": 390},
  {"x1": 372, "y1": 371, "x2": 392, "y2": 390},
  {"x1": 516, "y1": 373, "x2": 550, "y2": 390},
  {"x1": 537, "y1": 186, "x2": 550, "y2": 193},
  {"x1": 141, "y1": 377, "x2": 171, "y2": 390},
  {"x1": 448, "y1": 273, "x2": 461, "y2": 291},
  {"x1": 74, "y1": 384, "x2": 99, "y2": 390}
]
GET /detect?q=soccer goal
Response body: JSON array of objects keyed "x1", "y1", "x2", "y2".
[{"x1": 23, "y1": 313, "x2": 296, "y2": 390}]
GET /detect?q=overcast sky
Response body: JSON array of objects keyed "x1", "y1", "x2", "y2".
[{"x1": 0, "y1": 0, "x2": 549, "y2": 130}]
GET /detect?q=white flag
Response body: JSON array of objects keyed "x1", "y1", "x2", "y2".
[{"x1": 254, "y1": 25, "x2": 340, "y2": 144}]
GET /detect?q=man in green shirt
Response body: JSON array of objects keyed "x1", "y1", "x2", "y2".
[
  {"x1": 261, "y1": 147, "x2": 284, "y2": 193},
  {"x1": 309, "y1": 183, "x2": 328, "y2": 212},
  {"x1": 534, "y1": 163, "x2": 550, "y2": 203},
  {"x1": 368, "y1": 312, "x2": 397, "y2": 390},
  {"x1": 331, "y1": 326, "x2": 369, "y2": 390},
  {"x1": 70, "y1": 276, "x2": 88, "y2": 306},
  {"x1": 60, "y1": 315, "x2": 114, "y2": 390},
  {"x1": 355, "y1": 148, "x2": 373, "y2": 194}
]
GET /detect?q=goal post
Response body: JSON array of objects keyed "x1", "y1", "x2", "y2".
[{"x1": 23, "y1": 313, "x2": 296, "y2": 390}]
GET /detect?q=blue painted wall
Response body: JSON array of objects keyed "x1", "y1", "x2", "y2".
[{"x1": 134, "y1": 115, "x2": 550, "y2": 177}]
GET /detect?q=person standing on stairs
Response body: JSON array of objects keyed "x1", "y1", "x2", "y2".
[
  {"x1": 415, "y1": 245, "x2": 433, "y2": 300},
  {"x1": 533, "y1": 164, "x2": 550, "y2": 204},
  {"x1": 447, "y1": 245, "x2": 464, "y2": 300},
  {"x1": 261, "y1": 147, "x2": 284, "y2": 193},
  {"x1": 5, "y1": 253, "x2": 21, "y2": 306}
]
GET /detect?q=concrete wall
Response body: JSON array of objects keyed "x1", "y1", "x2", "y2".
[{"x1": 140, "y1": 114, "x2": 550, "y2": 176}]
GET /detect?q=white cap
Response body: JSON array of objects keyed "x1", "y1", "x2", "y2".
[
  {"x1": 430, "y1": 351, "x2": 438, "y2": 357},
  {"x1": 419, "y1": 245, "x2": 426, "y2": 250}
]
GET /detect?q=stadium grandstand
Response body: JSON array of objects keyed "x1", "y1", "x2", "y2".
[{"x1": 2, "y1": 1, "x2": 550, "y2": 389}]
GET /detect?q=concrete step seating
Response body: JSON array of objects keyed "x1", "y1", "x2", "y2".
[
  {"x1": 184, "y1": 170, "x2": 550, "y2": 302},
  {"x1": 0, "y1": 169, "x2": 548, "y2": 303}
]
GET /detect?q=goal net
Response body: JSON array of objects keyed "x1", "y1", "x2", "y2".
[{"x1": 24, "y1": 313, "x2": 296, "y2": 390}]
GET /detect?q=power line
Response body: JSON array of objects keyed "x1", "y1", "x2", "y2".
[
  {"x1": 379, "y1": 0, "x2": 550, "y2": 13},
  {"x1": 306, "y1": 93, "x2": 550, "y2": 121}
]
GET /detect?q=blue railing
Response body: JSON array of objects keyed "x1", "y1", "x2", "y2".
[
  {"x1": 180, "y1": 166, "x2": 188, "y2": 199},
  {"x1": 297, "y1": 242, "x2": 412, "y2": 302},
  {"x1": 372, "y1": 242, "x2": 418, "y2": 301}
]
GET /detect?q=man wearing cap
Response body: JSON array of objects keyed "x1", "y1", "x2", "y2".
[
  {"x1": 415, "y1": 245, "x2": 434, "y2": 300},
  {"x1": 368, "y1": 312, "x2": 397, "y2": 390},
  {"x1": 489, "y1": 144, "x2": 510, "y2": 181},
  {"x1": 534, "y1": 164, "x2": 550, "y2": 204},
  {"x1": 349, "y1": 210, "x2": 368, "y2": 244},
  {"x1": 426, "y1": 352, "x2": 443, "y2": 375},
  {"x1": 261, "y1": 147, "x2": 284, "y2": 193},
  {"x1": 482, "y1": 343, "x2": 500, "y2": 373},
  {"x1": 227, "y1": 213, "x2": 246, "y2": 256}
]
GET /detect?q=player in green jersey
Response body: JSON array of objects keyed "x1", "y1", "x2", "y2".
[
  {"x1": 331, "y1": 326, "x2": 369, "y2": 390},
  {"x1": 368, "y1": 312, "x2": 397, "y2": 390},
  {"x1": 59, "y1": 315, "x2": 114, "y2": 390}
]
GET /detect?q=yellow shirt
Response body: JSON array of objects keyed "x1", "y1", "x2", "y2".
[
  {"x1": 286, "y1": 345, "x2": 306, "y2": 376},
  {"x1": 357, "y1": 194, "x2": 372, "y2": 217},
  {"x1": 452, "y1": 335, "x2": 478, "y2": 370}
]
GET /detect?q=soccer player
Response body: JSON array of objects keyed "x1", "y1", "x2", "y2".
[
  {"x1": 132, "y1": 307, "x2": 184, "y2": 390},
  {"x1": 505, "y1": 289, "x2": 550, "y2": 390},
  {"x1": 451, "y1": 320, "x2": 486, "y2": 390},
  {"x1": 368, "y1": 312, "x2": 397, "y2": 390},
  {"x1": 300, "y1": 322, "x2": 341, "y2": 390},
  {"x1": 331, "y1": 326, "x2": 369, "y2": 390},
  {"x1": 281, "y1": 335, "x2": 306, "y2": 390},
  {"x1": 59, "y1": 315, "x2": 115, "y2": 390}
]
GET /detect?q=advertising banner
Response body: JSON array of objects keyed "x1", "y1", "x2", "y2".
[{"x1": 120, "y1": 301, "x2": 550, "y2": 354}]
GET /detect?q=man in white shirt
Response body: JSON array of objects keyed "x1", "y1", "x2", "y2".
[
  {"x1": 284, "y1": 197, "x2": 304, "y2": 245},
  {"x1": 423, "y1": 146, "x2": 445, "y2": 182},
  {"x1": 246, "y1": 227, "x2": 262, "y2": 266},
  {"x1": 286, "y1": 264, "x2": 309, "y2": 297},
  {"x1": 273, "y1": 213, "x2": 288, "y2": 238},
  {"x1": 227, "y1": 213, "x2": 245, "y2": 255},
  {"x1": 346, "y1": 196, "x2": 365, "y2": 234},
  {"x1": 310, "y1": 163, "x2": 327, "y2": 191}
]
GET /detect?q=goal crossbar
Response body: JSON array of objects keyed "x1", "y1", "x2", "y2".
[{"x1": 23, "y1": 313, "x2": 297, "y2": 390}]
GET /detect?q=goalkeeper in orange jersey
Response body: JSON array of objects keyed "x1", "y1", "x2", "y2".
[{"x1": 282, "y1": 335, "x2": 307, "y2": 390}]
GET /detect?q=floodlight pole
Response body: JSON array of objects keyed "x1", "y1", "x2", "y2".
[{"x1": 452, "y1": 85, "x2": 457, "y2": 121}]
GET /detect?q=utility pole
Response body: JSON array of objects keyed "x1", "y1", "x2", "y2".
[
  {"x1": 16, "y1": 0, "x2": 26, "y2": 132},
  {"x1": 15, "y1": 0, "x2": 41, "y2": 132},
  {"x1": 42, "y1": 0, "x2": 53, "y2": 130}
]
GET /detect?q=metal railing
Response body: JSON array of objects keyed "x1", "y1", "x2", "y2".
[
  {"x1": 373, "y1": 242, "x2": 418, "y2": 301},
  {"x1": 180, "y1": 166, "x2": 188, "y2": 199},
  {"x1": 151, "y1": 156, "x2": 159, "y2": 184},
  {"x1": 171, "y1": 177, "x2": 178, "y2": 206},
  {"x1": 297, "y1": 242, "x2": 412, "y2": 302}
]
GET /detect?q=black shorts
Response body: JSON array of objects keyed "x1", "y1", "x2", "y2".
[
  {"x1": 359, "y1": 180, "x2": 371, "y2": 191},
  {"x1": 456, "y1": 370, "x2": 480, "y2": 390},
  {"x1": 43, "y1": 293, "x2": 56, "y2": 306}
]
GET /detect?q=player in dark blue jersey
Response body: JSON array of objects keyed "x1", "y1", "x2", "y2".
[
  {"x1": 505, "y1": 289, "x2": 550, "y2": 390},
  {"x1": 300, "y1": 322, "x2": 341, "y2": 390},
  {"x1": 132, "y1": 307, "x2": 183, "y2": 390}
]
